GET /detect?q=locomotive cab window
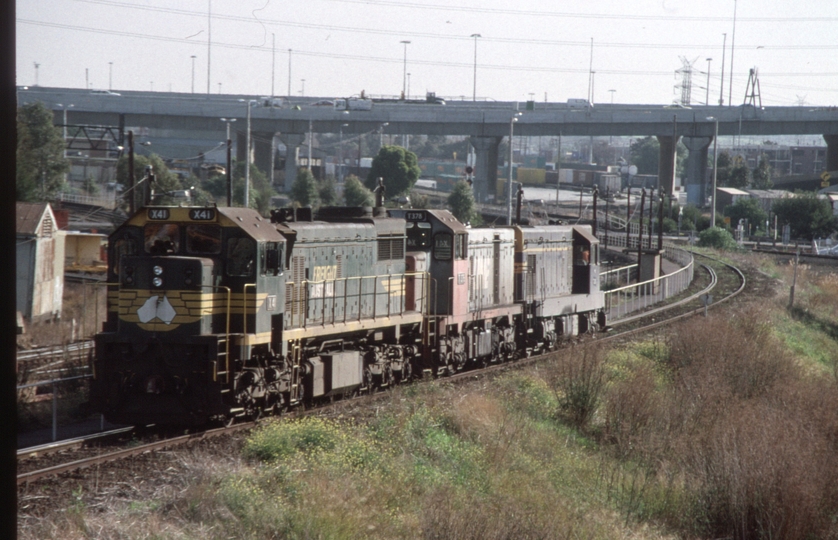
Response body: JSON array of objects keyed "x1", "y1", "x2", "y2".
[
  {"x1": 433, "y1": 233, "x2": 453, "y2": 261},
  {"x1": 263, "y1": 242, "x2": 282, "y2": 276},
  {"x1": 455, "y1": 234, "x2": 467, "y2": 260},
  {"x1": 227, "y1": 237, "x2": 256, "y2": 276},
  {"x1": 186, "y1": 224, "x2": 222, "y2": 255},
  {"x1": 144, "y1": 223, "x2": 180, "y2": 254},
  {"x1": 112, "y1": 236, "x2": 137, "y2": 276},
  {"x1": 406, "y1": 222, "x2": 431, "y2": 250}
]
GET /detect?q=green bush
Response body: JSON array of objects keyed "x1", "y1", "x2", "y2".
[
  {"x1": 697, "y1": 226, "x2": 737, "y2": 250},
  {"x1": 244, "y1": 417, "x2": 340, "y2": 461}
]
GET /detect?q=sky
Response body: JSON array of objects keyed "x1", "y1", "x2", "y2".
[{"x1": 16, "y1": 0, "x2": 838, "y2": 107}]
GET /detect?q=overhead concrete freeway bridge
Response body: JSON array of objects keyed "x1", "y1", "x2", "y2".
[{"x1": 19, "y1": 86, "x2": 838, "y2": 205}]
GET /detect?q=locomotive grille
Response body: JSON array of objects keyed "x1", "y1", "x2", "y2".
[{"x1": 377, "y1": 237, "x2": 404, "y2": 261}]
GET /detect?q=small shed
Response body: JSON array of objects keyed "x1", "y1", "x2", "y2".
[
  {"x1": 715, "y1": 187, "x2": 750, "y2": 214},
  {"x1": 17, "y1": 202, "x2": 65, "y2": 322},
  {"x1": 64, "y1": 231, "x2": 107, "y2": 276}
]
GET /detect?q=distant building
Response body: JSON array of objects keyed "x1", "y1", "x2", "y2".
[
  {"x1": 745, "y1": 189, "x2": 794, "y2": 214},
  {"x1": 715, "y1": 187, "x2": 750, "y2": 214},
  {"x1": 16, "y1": 202, "x2": 65, "y2": 322}
]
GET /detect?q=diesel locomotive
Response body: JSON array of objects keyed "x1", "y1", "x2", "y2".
[{"x1": 89, "y1": 202, "x2": 606, "y2": 426}]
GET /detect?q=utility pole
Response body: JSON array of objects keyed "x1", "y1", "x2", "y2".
[
  {"x1": 271, "y1": 33, "x2": 276, "y2": 97},
  {"x1": 719, "y1": 33, "x2": 726, "y2": 106},
  {"x1": 207, "y1": 0, "x2": 212, "y2": 95},
  {"x1": 705, "y1": 58, "x2": 712, "y2": 105},
  {"x1": 287, "y1": 49, "x2": 292, "y2": 97}
]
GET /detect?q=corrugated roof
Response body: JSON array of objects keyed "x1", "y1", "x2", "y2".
[
  {"x1": 717, "y1": 187, "x2": 750, "y2": 196},
  {"x1": 16, "y1": 202, "x2": 49, "y2": 236}
]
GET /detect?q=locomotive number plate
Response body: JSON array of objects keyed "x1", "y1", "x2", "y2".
[
  {"x1": 148, "y1": 208, "x2": 170, "y2": 220},
  {"x1": 189, "y1": 208, "x2": 216, "y2": 221},
  {"x1": 405, "y1": 211, "x2": 426, "y2": 221}
]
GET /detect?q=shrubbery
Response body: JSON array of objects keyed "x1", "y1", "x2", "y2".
[{"x1": 698, "y1": 226, "x2": 738, "y2": 249}]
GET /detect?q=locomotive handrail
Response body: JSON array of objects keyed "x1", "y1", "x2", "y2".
[
  {"x1": 199, "y1": 284, "x2": 231, "y2": 382},
  {"x1": 285, "y1": 271, "x2": 429, "y2": 330},
  {"x1": 242, "y1": 283, "x2": 257, "y2": 365}
]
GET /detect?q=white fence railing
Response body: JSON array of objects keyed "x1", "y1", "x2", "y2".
[{"x1": 601, "y1": 233, "x2": 694, "y2": 322}]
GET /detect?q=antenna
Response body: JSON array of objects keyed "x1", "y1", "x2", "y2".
[{"x1": 674, "y1": 56, "x2": 699, "y2": 106}]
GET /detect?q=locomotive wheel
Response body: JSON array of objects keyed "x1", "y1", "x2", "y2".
[
  {"x1": 363, "y1": 366, "x2": 375, "y2": 393},
  {"x1": 400, "y1": 360, "x2": 413, "y2": 383},
  {"x1": 382, "y1": 366, "x2": 395, "y2": 388}
]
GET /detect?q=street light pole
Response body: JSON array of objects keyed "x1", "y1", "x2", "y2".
[
  {"x1": 471, "y1": 34, "x2": 481, "y2": 101},
  {"x1": 400, "y1": 40, "x2": 411, "y2": 99},
  {"x1": 220, "y1": 118, "x2": 236, "y2": 206},
  {"x1": 705, "y1": 58, "x2": 712, "y2": 105},
  {"x1": 708, "y1": 116, "x2": 719, "y2": 227},
  {"x1": 191, "y1": 55, "x2": 197, "y2": 94},
  {"x1": 308, "y1": 118, "x2": 313, "y2": 171},
  {"x1": 507, "y1": 112, "x2": 521, "y2": 225},
  {"x1": 380, "y1": 122, "x2": 389, "y2": 148},
  {"x1": 239, "y1": 99, "x2": 257, "y2": 207},
  {"x1": 108, "y1": 62, "x2": 113, "y2": 91},
  {"x1": 339, "y1": 123, "x2": 349, "y2": 183}
]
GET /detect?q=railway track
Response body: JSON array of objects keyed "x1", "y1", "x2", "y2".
[
  {"x1": 17, "y1": 255, "x2": 746, "y2": 486},
  {"x1": 17, "y1": 341, "x2": 93, "y2": 364}
]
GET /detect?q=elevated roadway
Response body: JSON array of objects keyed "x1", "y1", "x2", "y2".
[{"x1": 18, "y1": 86, "x2": 838, "y2": 203}]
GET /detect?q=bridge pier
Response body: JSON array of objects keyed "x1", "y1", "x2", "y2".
[
  {"x1": 279, "y1": 133, "x2": 305, "y2": 193},
  {"x1": 656, "y1": 134, "x2": 680, "y2": 197},
  {"x1": 469, "y1": 136, "x2": 502, "y2": 204},
  {"x1": 682, "y1": 136, "x2": 712, "y2": 206},
  {"x1": 253, "y1": 133, "x2": 276, "y2": 185},
  {"x1": 825, "y1": 135, "x2": 838, "y2": 172}
]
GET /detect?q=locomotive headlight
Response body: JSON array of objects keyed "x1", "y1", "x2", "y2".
[
  {"x1": 152, "y1": 277, "x2": 163, "y2": 287},
  {"x1": 153, "y1": 265, "x2": 164, "y2": 276}
]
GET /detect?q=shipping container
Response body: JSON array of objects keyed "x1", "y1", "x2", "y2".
[{"x1": 517, "y1": 168, "x2": 546, "y2": 185}]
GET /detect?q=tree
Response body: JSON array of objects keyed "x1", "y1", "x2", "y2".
[
  {"x1": 713, "y1": 150, "x2": 733, "y2": 186},
  {"x1": 317, "y1": 177, "x2": 338, "y2": 207},
  {"x1": 115, "y1": 153, "x2": 182, "y2": 209},
  {"x1": 628, "y1": 136, "x2": 687, "y2": 177},
  {"x1": 724, "y1": 197, "x2": 767, "y2": 231},
  {"x1": 199, "y1": 160, "x2": 273, "y2": 213},
  {"x1": 698, "y1": 226, "x2": 738, "y2": 250},
  {"x1": 726, "y1": 156, "x2": 750, "y2": 189},
  {"x1": 630, "y1": 137, "x2": 660, "y2": 175},
  {"x1": 343, "y1": 175, "x2": 375, "y2": 207},
  {"x1": 751, "y1": 154, "x2": 773, "y2": 189},
  {"x1": 447, "y1": 180, "x2": 478, "y2": 225},
  {"x1": 234, "y1": 161, "x2": 274, "y2": 215},
  {"x1": 365, "y1": 145, "x2": 421, "y2": 197},
  {"x1": 291, "y1": 168, "x2": 320, "y2": 208},
  {"x1": 81, "y1": 176, "x2": 99, "y2": 196},
  {"x1": 772, "y1": 193, "x2": 838, "y2": 240},
  {"x1": 16, "y1": 102, "x2": 69, "y2": 201}
]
